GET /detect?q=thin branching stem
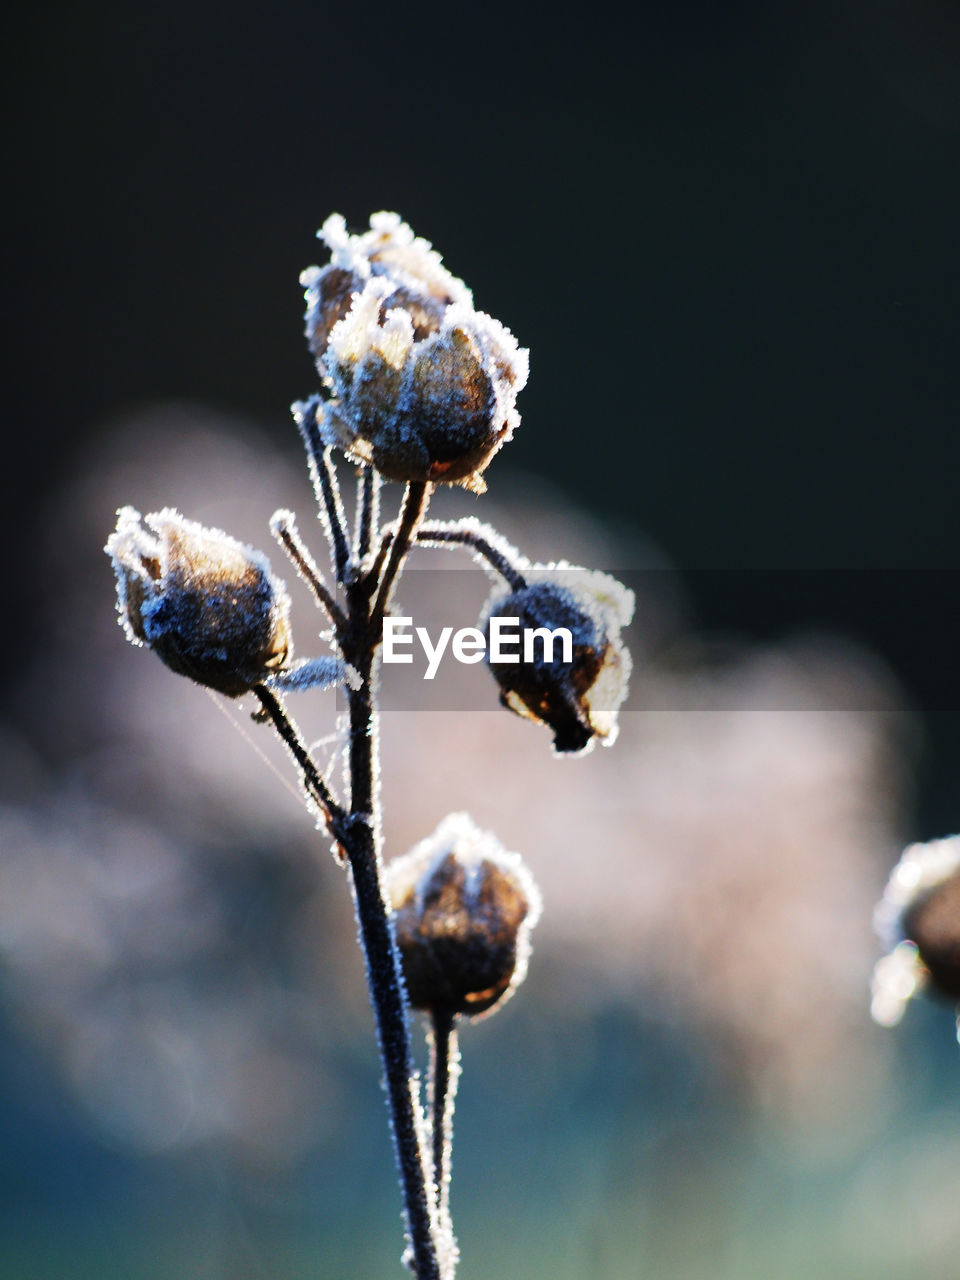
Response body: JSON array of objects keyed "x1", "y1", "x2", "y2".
[
  {"x1": 365, "y1": 529, "x2": 394, "y2": 600},
  {"x1": 416, "y1": 520, "x2": 528, "y2": 590},
  {"x1": 271, "y1": 511, "x2": 349, "y2": 635},
  {"x1": 428, "y1": 1009, "x2": 460, "y2": 1234},
  {"x1": 265, "y1": 468, "x2": 445, "y2": 1274},
  {"x1": 295, "y1": 400, "x2": 352, "y2": 582},
  {"x1": 372, "y1": 481, "x2": 432, "y2": 621},
  {"x1": 316, "y1": 445, "x2": 352, "y2": 584},
  {"x1": 355, "y1": 465, "x2": 381, "y2": 564},
  {"x1": 251, "y1": 684, "x2": 347, "y2": 854},
  {"x1": 341, "y1": 567, "x2": 442, "y2": 1280}
]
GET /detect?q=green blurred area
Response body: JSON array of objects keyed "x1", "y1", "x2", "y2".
[{"x1": 2, "y1": 995, "x2": 959, "y2": 1278}]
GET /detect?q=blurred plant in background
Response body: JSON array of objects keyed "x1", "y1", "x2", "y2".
[{"x1": 872, "y1": 836, "x2": 960, "y2": 1039}]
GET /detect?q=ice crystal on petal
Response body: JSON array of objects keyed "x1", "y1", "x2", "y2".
[
  {"x1": 266, "y1": 657, "x2": 360, "y2": 695},
  {"x1": 301, "y1": 213, "x2": 528, "y2": 491}
]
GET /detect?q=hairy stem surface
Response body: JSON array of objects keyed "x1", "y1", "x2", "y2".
[{"x1": 428, "y1": 1009, "x2": 460, "y2": 1238}]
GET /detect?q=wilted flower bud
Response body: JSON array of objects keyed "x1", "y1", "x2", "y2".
[
  {"x1": 481, "y1": 567, "x2": 634, "y2": 755},
  {"x1": 871, "y1": 836, "x2": 960, "y2": 1031},
  {"x1": 105, "y1": 506, "x2": 292, "y2": 697},
  {"x1": 386, "y1": 814, "x2": 541, "y2": 1019},
  {"x1": 300, "y1": 212, "x2": 528, "y2": 492}
]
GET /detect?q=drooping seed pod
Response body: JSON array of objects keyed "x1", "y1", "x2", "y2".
[
  {"x1": 386, "y1": 813, "x2": 542, "y2": 1020},
  {"x1": 300, "y1": 212, "x2": 528, "y2": 492},
  {"x1": 871, "y1": 835, "x2": 960, "y2": 1031},
  {"x1": 105, "y1": 506, "x2": 292, "y2": 697},
  {"x1": 480, "y1": 566, "x2": 634, "y2": 755}
]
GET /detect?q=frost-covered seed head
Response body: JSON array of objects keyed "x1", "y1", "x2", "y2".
[
  {"x1": 300, "y1": 212, "x2": 528, "y2": 492},
  {"x1": 481, "y1": 567, "x2": 634, "y2": 755},
  {"x1": 871, "y1": 836, "x2": 960, "y2": 1028},
  {"x1": 386, "y1": 813, "x2": 541, "y2": 1019},
  {"x1": 105, "y1": 507, "x2": 292, "y2": 697}
]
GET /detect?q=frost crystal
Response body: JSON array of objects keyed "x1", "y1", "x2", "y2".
[
  {"x1": 105, "y1": 507, "x2": 292, "y2": 697},
  {"x1": 300, "y1": 213, "x2": 528, "y2": 492},
  {"x1": 481, "y1": 565, "x2": 635, "y2": 755},
  {"x1": 385, "y1": 813, "x2": 542, "y2": 1019},
  {"x1": 266, "y1": 657, "x2": 361, "y2": 695},
  {"x1": 871, "y1": 836, "x2": 960, "y2": 1028}
]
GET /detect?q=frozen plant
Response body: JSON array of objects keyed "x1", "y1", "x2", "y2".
[
  {"x1": 106, "y1": 506, "x2": 293, "y2": 696},
  {"x1": 106, "y1": 212, "x2": 633, "y2": 1279},
  {"x1": 301, "y1": 211, "x2": 528, "y2": 491},
  {"x1": 386, "y1": 813, "x2": 542, "y2": 1271},
  {"x1": 479, "y1": 566, "x2": 634, "y2": 754}
]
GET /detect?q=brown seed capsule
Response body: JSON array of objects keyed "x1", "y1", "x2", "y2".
[
  {"x1": 300, "y1": 213, "x2": 528, "y2": 493},
  {"x1": 386, "y1": 814, "x2": 541, "y2": 1019},
  {"x1": 481, "y1": 567, "x2": 634, "y2": 755},
  {"x1": 105, "y1": 506, "x2": 292, "y2": 697},
  {"x1": 903, "y1": 872, "x2": 960, "y2": 1001}
]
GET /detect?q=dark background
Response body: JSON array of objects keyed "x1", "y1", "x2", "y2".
[
  {"x1": 6, "y1": 0, "x2": 960, "y2": 827},
  {"x1": 7, "y1": 0, "x2": 959, "y2": 557}
]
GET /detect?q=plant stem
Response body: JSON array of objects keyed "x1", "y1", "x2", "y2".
[
  {"x1": 271, "y1": 510, "x2": 348, "y2": 635},
  {"x1": 355, "y1": 465, "x2": 381, "y2": 563},
  {"x1": 251, "y1": 684, "x2": 347, "y2": 848},
  {"x1": 372, "y1": 481, "x2": 432, "y2": 621},
  {"x1": 428, "y1": 1009, "x2": 459, "y2": 1230},
  {"x1": 416, "y1": 520, "x2": 528, "y2": 590},
  {"x1": 340, "y1": 481, "x2": 442, "y2": 1279},
  {"x1": 295, "y1": 399, "x2": 352, "y2": 583},
  {"x1": 316, "y1": 444, "x2": 352, "y2": 584}
]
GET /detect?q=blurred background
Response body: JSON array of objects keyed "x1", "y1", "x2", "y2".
[{"x1": 3, "y1": 2, "x2": 960, "y2": 1276}]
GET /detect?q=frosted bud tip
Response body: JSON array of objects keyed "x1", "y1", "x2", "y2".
[{"x1": 301, "y1": 212, "x2": 528, "y2": 493}]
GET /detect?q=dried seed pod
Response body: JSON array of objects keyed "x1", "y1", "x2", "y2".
[
  {"x1": 300, "y1": 212, "x2": 528, "y2": 492},
  {"x1": 105, "y1": 506, "x2": 292, "y2": 696},
  {"x1": 386, "y1": 813, "x2": 541, "y2": 1019},
  {"x1": 481, "y1": 566, "x2": 634, "y2": 755},
  {"x1": 871, "y1": 836, "x2": 960, "y2": 1029}
]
